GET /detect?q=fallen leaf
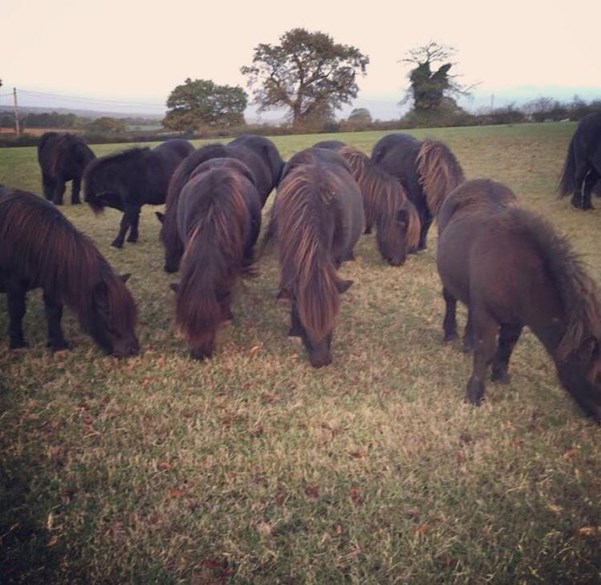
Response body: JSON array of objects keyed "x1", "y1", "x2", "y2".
[
  {"x1": 167, "y1": 487, "x2": 185, "y2": 498},
  {"x1": 577, "y1": 526, "x2": 599, "y2": 536}
]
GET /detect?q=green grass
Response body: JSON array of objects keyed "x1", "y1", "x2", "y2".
[{"x1": 1, "y1": 124, "x2": 600, "y2": 583}]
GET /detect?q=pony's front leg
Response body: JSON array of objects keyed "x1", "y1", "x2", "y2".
[
  {"x1": 572, "y1": 168, "x2": 597, "y2": 210},
  {"x1": 6, "y1": 283, "x2": 28, "y2": 349},
  {"x1": 466, "y1": 310, "x2": 498, "y2": 404},
  {"x1": 43, "y1": 290, "x2": 69, "y2": 351},
  {"x1": 112, "y1": 208, "x2": 136, "y2": 248},
  {"x1": 416, "y1": 208, "x2": 432, "y2": 251},
  {"x1": 288, "y1": 302, "x2": 303, "y2": 337},
  {"x1": 71, "y1": 177, "x2": 82, "y2": 205},
  {"x1": 126, "y1": 206, "x2": 141, "y2": 243},
  {"x1": 442, "y1": 287, "x2": 458, "y2": 342},
  {"x1": 491, "y1": 323, "x2": 523, "y2": 383}
]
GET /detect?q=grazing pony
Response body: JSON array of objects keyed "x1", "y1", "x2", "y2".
[
  {"x1": 437, "y1": 178, "x2": 601, "y2": 422},
  {"x1": 0, "y1": 188, "x2": 139, "y2": 356},
  {"x1": 172, "y1": 158, "x2": 262, "y2": 359},
  {"x1": 158, "y1": 139, "x2": 280, "y2": 273},
  {"x1": 314, "y1": 141, "x2": 420, "y2": 266},
  {"x1": 37, "y1": 132, "x2": 96, "y2": 205},
  {"x1": 372, "y1": 132, "x2": 464, "y2": 251},
  {"x1": 84, "y1": 138, "x2": 193, "y2": 248},
  {"x1": 558, "y1": 112, "x2": 601, "y2": 210},
  {"x1": 273, "y1": 150, "x2": 365, "y2": 367}
]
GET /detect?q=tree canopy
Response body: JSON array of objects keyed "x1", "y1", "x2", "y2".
[
  {"x1": 163, "y1": 78, "x2": 247, "y2": 132},
  {"x1": 241, "y1": 28, "x2": 369, "y2": 129},
  {"x1": 401, "y1": 42, "x2": 471, "y2": 115}
]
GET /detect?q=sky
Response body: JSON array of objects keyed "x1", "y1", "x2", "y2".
[{"x1": 1, "y1": 0, "x2": 600, "y2": 121}]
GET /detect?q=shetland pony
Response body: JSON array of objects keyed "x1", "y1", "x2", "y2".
[
  {"x1": 158, "y1": 139, "x2": 279, "y2": 273},
  {"x1": 372, "y1": 132, "x2": 464, "y2": 251},
  {"x1": 314, "y1": 141, "x2": 421, "y2": 266},
  {"x1": 84, "y1": 138, "x2": 193, "y2": 248},
  {"x1": 437, "y1": 178, "x2": 601, "y2": 422},
  {"x1": 273, "y1": 151, "x2": 365, "y2": 367},
  {"x1": 172, "y1": 158, "x2": 262, "y2": 359},
  {"x1": 37, "y1": 132, "x2": 96, "y2": 205},
  {"x1": 558, "y1": 112, "x2": 601, "y2": 210},
  {"x1": 0, "y1": 188, "x2": 139, "y2": 356}
]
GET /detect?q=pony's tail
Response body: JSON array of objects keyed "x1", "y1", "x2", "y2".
[
  {"x1": 558, "y1": 138, "x2": 576, "y2": 197},
  {"x1": 83, "y1": 163, "x2": 105, "y2": 215},
  {"x1": 416, "y1": 139, "x2": 465, "y2": 217}
]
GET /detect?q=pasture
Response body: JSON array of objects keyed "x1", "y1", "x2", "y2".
[{"x1": 0, "y1": 123, "x2": 600, "y2": 583}]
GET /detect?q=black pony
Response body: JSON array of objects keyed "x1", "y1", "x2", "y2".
[
  {"x1": 84, "y1": 138, "x2": 194, "y2": 248},
  {"x1": 37, "y1": 132, "x2": 96, "y2": 205},
  {"x1": 314, "y1": 141, "x2": 420, "y2": 266},
  {"x1": 558, "y1": 112, "x2": 601, "y2": 210},
  {"x1": 158, "y1": 137, "x2": 281, "y2": 273},
  {"x1": 0, "y1": 188, "x2": 139, "y2": 357},
  {"x1": 372, "y1": 133, "x2": 464, "y2": 251},
  {"x1": 172, "y1": 158, "x2": 262, "y2": 359},
  {"x1": 437, "y1": 178, "x2": 601, "y2": 422},
  {"x1": 273, "y1": 149, "x2": 365, "y2": 367}
]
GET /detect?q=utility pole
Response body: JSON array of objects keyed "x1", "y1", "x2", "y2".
[{"x1": 13, "y1": 88, "x2": 20, "y2": 136}]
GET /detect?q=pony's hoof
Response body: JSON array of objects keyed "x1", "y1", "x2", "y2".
[
  {"x1": 48, "y1": 341, "x2": 70, "y2": 352},
  {"x1": 111, "y1": 240, "x2": 124, "y2": 249},
  {"x1": 443, "y1": 332, "x2": 458, "y2": 343},
  {"x1": 491, "y1": 369, "x2": 510, "y2": 384},
  {"x1": 9, "y1": 340, "x2": 29, "y2": 350}
]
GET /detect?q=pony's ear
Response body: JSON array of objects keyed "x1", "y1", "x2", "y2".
[
  {"x1": 155, "y1": 211, "x2": 165, "y2": 224},
  {"x1": 120, "y1": 273, "x2": 131, "y2": 283},
  {"x1": 170, "y1": 282, "x2": 180, "y2": 294},
  {"x1": 337, "y1": 279, "x2": 353, "y2": 294}
]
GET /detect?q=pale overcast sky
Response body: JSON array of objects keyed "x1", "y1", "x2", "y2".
[{"x1": 2, "y1": 0, "x2": 600, "y2": 119}]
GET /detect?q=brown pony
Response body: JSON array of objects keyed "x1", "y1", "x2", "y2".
[
  {"x1": 372, "y1": 133, "x2": 465, "y2": 251},
  {"x1": 274, "y1": 151, "x2": 365, "y2": 367},
  {"x1": 0, "y1": 188, "x2": 139, "y2": 356},
  {"x1": 315, "y1": 141, "x2": 420, "y2": 265},
  {"x1": 437, "y1": 178, "x2": 601, "y2": 422},
  {"x1": 172, "y1": 159, "x2": 262, "y2": 359}
]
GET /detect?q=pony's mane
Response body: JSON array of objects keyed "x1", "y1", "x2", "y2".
[
  {"x1": 276, "y1": 163, "x2": 344, "y2": 340},
  {"x1": 175, "y1": 169, "x2": 254, "y2": 345},
  {"x1": 0, "y1": 191, "x2": 136, "y2": 334},
  {"x1": 502, "y1": 207, "x2": 601, "y2": 359},
  {"x1": 416, "y1": 139, "x2": 465, "y2": 216},
  {"x1": 337, "y1": 145, "x2": 420, "y2": 249}
]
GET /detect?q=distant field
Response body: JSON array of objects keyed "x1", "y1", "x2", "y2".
[{"x1": 1, "y1": 123, "x2": 600, "y2": 583}]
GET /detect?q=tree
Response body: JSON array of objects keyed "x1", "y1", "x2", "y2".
[
  {"x1": 163, "y1": 78, "x2": 247, "y2": 132},
  {"x1": 241, "y1": 28, "x2": 369, "y2": 129},
  {"x1": 86, "y1": 116, "x2": 128, "y2": 135},
  {"x1": 400, "y1": 42, "x2": 472, "y2": 115}
]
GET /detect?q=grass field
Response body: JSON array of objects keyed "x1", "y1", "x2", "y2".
[{"x1": 0, "y1": 123, "x2": 600, "y2": 584}]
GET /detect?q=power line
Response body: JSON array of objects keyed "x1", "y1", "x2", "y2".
[{"x1": 17, "y1": 88, "x2": 165, "y2": 109}]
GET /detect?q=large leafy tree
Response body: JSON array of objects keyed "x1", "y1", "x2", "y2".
[
  {"x1": 241, "y1": 28, "x2": 369, "y2": 129},
  {"x1": 163, "y1": 78, "x2": 247, "y2": 131},
  {"x1": 401, "y1": 42, "x2": 471, "y2": 114}
]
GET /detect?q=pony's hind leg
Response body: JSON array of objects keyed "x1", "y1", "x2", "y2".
[
  {"x1": 572, "y1": 168, "x2": 597, "y2": 210},
  {"x1": 6, "y1": 285, "x2": 29, "y2": 349},
  {"x1": 71, "y1": 177, "x2": 82, "y2": 205},
  {"x1": 466, "y1": 309, "x2": 498, "y2": 404},
  {"x1": 442, "y1": 287, "x2": 458, "y2": 342},
  {"x1": 53, "y1": 178, "x2": 66, "y2": 206},
  {"x1": 42, "y1": 172, "x2": 56, "y2": 201},
  {"x1": 491, "y1": 323, "x2": 523, "y2": 383},
  {"x1": 126, "y1": 206, "x2": 141, "y2": 243},
  {"x1": 43, "y1": 290, "x2": 69, "y2": 351}
]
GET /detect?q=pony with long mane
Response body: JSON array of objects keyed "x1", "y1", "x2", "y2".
[
  {"x1": 84, "y1": 138, "x2": 194, "y2": 248},
  {"x1": 0, "y1": 188, "x2": 139, "y2": 356},
  {"x1": 172, "y1": 158, "x2": 262, "y2": 359},
  {"x1": 558, "y1": 112, "x2": 601, "y2": 210},
  {"x1": 158, "y1": 137, "x2": 282, "y2": 273},
  {"x1": 314, "y1": 141, "x2": 421, "y2": 266},
  {"x1": 371, "y1": 132, "x2": 465, "y2": 251},
  {"x1": 273, "y1": 149, "x2": 365, "y2": 367},
  {"x1": 437, "y1": 178, "x2": 601, "y2": 422},
  {"x1": 37, "y1": 132, "x2": 96, "y2": 205}
]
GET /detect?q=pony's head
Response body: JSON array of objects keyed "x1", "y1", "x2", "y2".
[
  {"x1": 556, "y1": 337, "x2": 601, "y2": 423},
  {"x1": 84, "y1": 272, "x2": 139, "y2": 357},
  {"x1": 375, "y1": 197, "x2": 421, "y2": 266}
]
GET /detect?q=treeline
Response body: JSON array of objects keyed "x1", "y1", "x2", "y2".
[{"x1": 0, "y1": 111, "x2": 160, "y2": 131}]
